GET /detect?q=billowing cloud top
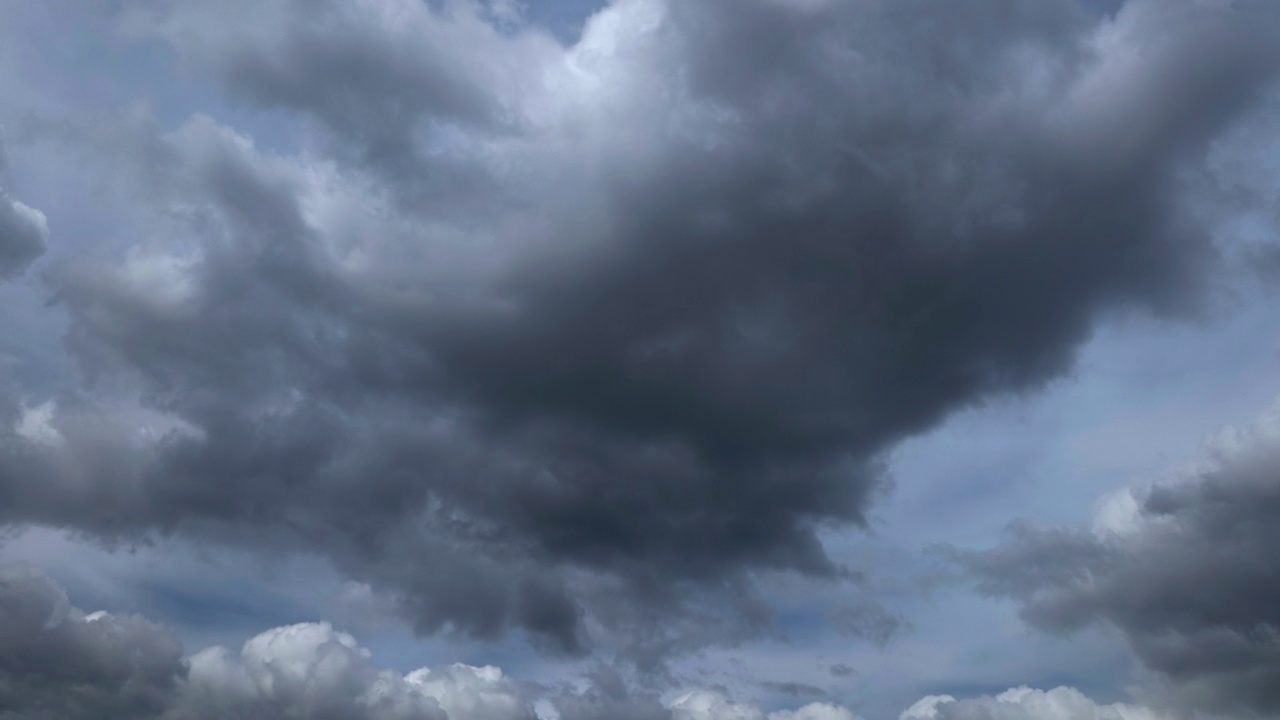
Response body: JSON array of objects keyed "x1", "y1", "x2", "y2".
[
  {"x1": 0, "y1": 562, "x2": 536, "y2": 720},
  {"x1": 898, "y1": 687, "x2": 1162, "y2": 720},
  {"x1": 671, "y1": 690, "x2": 857, "y2": 720},
  {"x1": 1, "y1": 0, "x2": 1278, "y2": 672}
]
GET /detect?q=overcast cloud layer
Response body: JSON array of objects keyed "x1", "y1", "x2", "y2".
[{"x1": 1, "y1": 0, "x2": 1279, "y2": 714}]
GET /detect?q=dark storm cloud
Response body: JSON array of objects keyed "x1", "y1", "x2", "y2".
[
  {"x1": 3, "y1": 0, "x2": 1279, "y2": 660},
  {"x1": 957, "y1": 401, "x2": 1280, "y2": 715}
]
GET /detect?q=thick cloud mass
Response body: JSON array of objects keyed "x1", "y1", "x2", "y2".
[
  {"x1": 960, "y1": 400, "x2": 1280, "y2": 715},
  {"x1": 3, "y1": 0, "x2": 1280, "y2": 656}
]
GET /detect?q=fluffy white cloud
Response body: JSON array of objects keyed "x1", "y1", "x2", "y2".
[
  {"x1": 769, "y1": 704, "x2": 860, "y2": 720},
  {"x1": 668, "y1": 690, "x2": 858, "y2": 720},
  {"x1": 173, "y1": 621, "x2": 536, "y2": 720},
  {"x1": 899, "y1": 687, "x2": 1163, "y2": 720}
]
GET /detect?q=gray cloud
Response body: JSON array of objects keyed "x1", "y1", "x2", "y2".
[
  {"x1": 958, "y1": 399, "x2": 1280, "y2": 715},
  {"x1": 549, "y1": 666, "x2": 673, "y2": 720},
  {"x1": 0, "y1": 142, "x2": 46, "y2": 279},
  {"x1": 2, "y1": 0, "x2": 1279, "y2": 662},
  {"x1": 0, "y1": 563, "x2": 184, "y2": 720},
  {"x1": 759, "y1": 681, "x2": 828, "y2": 700},
  {"x1": 0, "y1": 187, "x2": 46, "y2": 279},
  {"x1": 118, "y1": 0, "x2": 558, "y2": 176}
]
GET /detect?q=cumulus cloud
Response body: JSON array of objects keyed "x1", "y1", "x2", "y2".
[
  {"x1": 0, "y1": 562, "x2": 886, "y2": 720},
  {"x1": 555, "y1": 684, "x2": 1161, "y2": 720},
  {"x1": 898, "y1": 686, "x2": 1162, "y2": 720},
  {"x1": 959, "y1": 399, "x2": 1280, "y2": 715},
  {"x1": 174, "y1": 623, "x2": 534, "y2": 720},
  {"x1": 0, "y1": 562, "x2": 540, "y2": 720},
  {"x1": 669, "y1": 690, "x2": 857, "y2": 720},
  {"x1": 1, "y1": 0, "x2": 1279, "y2": 662}
]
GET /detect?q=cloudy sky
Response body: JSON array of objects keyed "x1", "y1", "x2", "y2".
[{"x1": 1, "y1": 0, "x2": 1279, "y2": 718}]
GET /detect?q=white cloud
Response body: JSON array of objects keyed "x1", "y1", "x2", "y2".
[
  {"x1": 669, "y1": 690, "x2": 767, "y2": 720},
  {"x1": 668, "y1": 690, "x2": 859, "y2": 720},
  {"x1": 769, "y1": 703, "x2": 859, "y2": 720},
  {"x1": 899, "y1": 686, "x2": 1164, "y2": 720},
  {"x1": 174, "y1": 622, "x2": 535, "y2": 720}
]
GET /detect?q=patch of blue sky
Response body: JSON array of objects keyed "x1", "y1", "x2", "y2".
[{"x1": 519, "y1": 0, "x2": 610, "y2": 44}]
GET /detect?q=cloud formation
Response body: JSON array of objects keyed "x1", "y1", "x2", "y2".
[
  {"x1": 0, "y1": 562, "x2": 537, "y2": 720},
  {"x1": 0, "y1": 563, "x2": 185, "y2": 720},
  {"x1": 0, "y1": 562, "x2": 889, "y2": 720},
  {"x1": 2, "y1": 0, "x2": 1279, "y2": 661},
  {"x1": 899, "y1": 687, "x2": 1161, "y2": 720},
  {"x1": 960, "y1": 399, "x2": 1280, "y2": 715},
  {"x1": 176, "y1": 623, "x2": 534, "y2": 720},
  {"x1": 4, "y1": 559, "x2": 1209, "y2": 720},
  {"x1": 670, "y1": 690, "x2": 857, "y2": 720}
]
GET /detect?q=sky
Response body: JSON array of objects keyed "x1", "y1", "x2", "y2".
[{"x1": 0, "y1": 0, "x2": 1279, "y2": 719}]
